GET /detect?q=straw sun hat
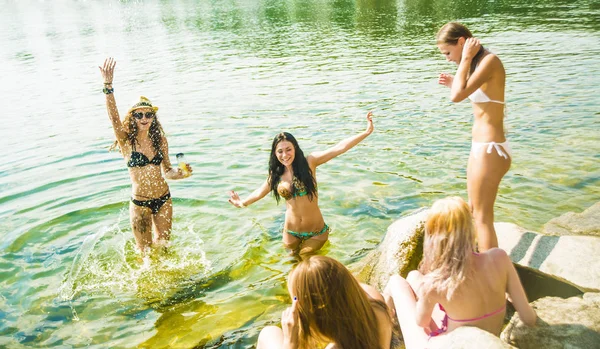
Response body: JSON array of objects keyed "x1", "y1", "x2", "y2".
[{"x1": 128, "y1": 96, "x2": 159, "y2": 113}]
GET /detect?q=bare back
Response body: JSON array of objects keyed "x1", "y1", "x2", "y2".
[
  {"x1": 471, "y1": 52, "x2": 507, "y2": 143},
  {"x1": 436, "y1": 250, "x2": 508, "y2": 335}
]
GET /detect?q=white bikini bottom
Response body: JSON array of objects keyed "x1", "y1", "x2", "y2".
[{"x1": 471, "y1": 140, "x2": 512, "y2": 159}]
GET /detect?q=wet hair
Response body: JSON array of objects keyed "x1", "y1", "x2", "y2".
[
  {"x1": 109, "y1": 110, "x2": 165, "y2": 154},
  {"x1": 268, "y1": 132, "x2": 317, "y2": 203},
  {"x1": 436, "y1": 22, "x2": 486, "y2": 75},
  {"x1": 289, "y1": 255, "x2": 389, "y2": 349},
  {"x1": 419, "y1": 196, "x2": 476, "y2": 300}
]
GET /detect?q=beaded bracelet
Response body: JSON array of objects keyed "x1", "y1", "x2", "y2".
[{"x1": 102, "y1": 87, "x2": 114, "y2": 94}]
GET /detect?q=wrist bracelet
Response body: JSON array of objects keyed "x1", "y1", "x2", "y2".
[
  {"x1": 239, "y1": 202, "x2": 246, "y2": 208},
  {"x1": 104, "y1": 82, "x2": 113, "y2": 85},
  {"x1": 102, "y1": 87, "x2": 114, "y2": 94}
]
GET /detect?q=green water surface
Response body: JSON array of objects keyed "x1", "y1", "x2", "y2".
[{"x1": 1, "y1": 0, "x2": 599, "y2": 348}]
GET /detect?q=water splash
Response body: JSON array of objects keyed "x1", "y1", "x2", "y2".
[{"x1": 58, "y1": 221, "x2": 212, "y2": 315}]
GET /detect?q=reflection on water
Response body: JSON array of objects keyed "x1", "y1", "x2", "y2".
[{"x1": 1, "y1": 0, "x2": 599, "y2": 347}]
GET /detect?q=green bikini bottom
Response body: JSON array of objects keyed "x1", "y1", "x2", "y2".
[{"x1": 285, "y1": 223, "x2": 330, "y2": 241}]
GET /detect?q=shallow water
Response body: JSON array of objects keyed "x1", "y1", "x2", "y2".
[{"x1": 1, "y1": 0, "x2": 599, "y2": 348}]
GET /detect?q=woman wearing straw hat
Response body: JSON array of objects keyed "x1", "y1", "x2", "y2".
[{"x1": 99, "y1": 57, "x2": 192, "y2": 253}]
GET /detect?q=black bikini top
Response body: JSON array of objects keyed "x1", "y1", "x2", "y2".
[{"x1": 127, "y1": 142, "x2": 163, "y2": 167}]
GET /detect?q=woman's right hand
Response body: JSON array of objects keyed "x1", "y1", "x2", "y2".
[
  {"x1": 99, "y1": 57, "x2": 116, "y2": 84},
  {"x1": 228, "y1": 191, "x2": 244, "y2": 208},
  {"x1": 438, "y1": 73, "x2": 454, "y2": 88},
  {"x1": 282, "y1": 297, "x2": 299, "y2": 348}
]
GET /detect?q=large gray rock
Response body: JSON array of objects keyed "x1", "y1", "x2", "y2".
[
  {"x1": 501, "y1": 293, "x2": 600, "y2": 349},
  {"x1": 543, "y1": 202, "x2": 600, "y2": 237},
  {"x1": 496, "y1": 222, "x2": 600, "y2": 291},
  {"x1": 428, "y1": 326, "x2": 516, "y2": 349},
  {"x1": 352, "y1": 208, "x2": 427, "y2": 290},
  {"x1": 356, "y1": 205, "x2": 598, "y2": 349}
]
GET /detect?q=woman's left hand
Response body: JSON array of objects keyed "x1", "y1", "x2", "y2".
[
  {"x1": 462, "y1": 37, "x2": 481, "y2": 61},
  {"x1": 182, "y1": 163, "x2": 193, "y2": 178},
  {"x1": 282, "y1": 297, "x2": 299, "y2": 347},
  {"x1": 365, "y1": 111, "x2": 374, "y2": 135},
  {"x1": 99, "y1": 57, "x2": 116, "y2": 84}
]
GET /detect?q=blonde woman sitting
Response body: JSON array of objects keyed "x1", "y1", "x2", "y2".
[
  {"x1": 384, "y1": 196, "x2": 536, "y2": 348},
  {"x1": 257, "y1": 255, "x2": 392, "y2": 349}
]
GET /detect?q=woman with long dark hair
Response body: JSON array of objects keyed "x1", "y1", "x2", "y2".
[
  {"x1": 436, "y1": 22, "x2": 511, "y2": 251},
  {"x1": 99, "y1": 58, "x2": 192, "y2": 253},
  {"x1": 228, "y1": 112, "x2": 373, "y2": 255},
  {"x1": 256, "y1": 255, "x2": 392, "y2": 349}
]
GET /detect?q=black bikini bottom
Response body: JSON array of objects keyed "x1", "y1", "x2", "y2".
[{"x1": 131, "y1": 192, "x2": 171, "y2": 214}]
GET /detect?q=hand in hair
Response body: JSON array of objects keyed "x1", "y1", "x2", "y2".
[
  {"x1": 438, "y1": 73, "x2": 454, "y2": 88},
  {"x1": 462, "y1": 37, "x2": 481, "y2": 62},
  {"x1": 281, "y1": 297, "x2": 299, "y2": 348}
]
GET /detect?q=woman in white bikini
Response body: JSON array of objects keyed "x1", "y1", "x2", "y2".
[{"x1": 437, "y1": 22, "x2": 510, "y2": 251}]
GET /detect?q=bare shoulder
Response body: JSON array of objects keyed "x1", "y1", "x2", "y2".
[
  {"x1": 481, "y1": 52, "x2": 505, "y2": 73},
  {"x1": 485, "y1": 247, "x2": 509, "y2": 258},
  {"x1": 419, "y1": 279, "x2": 444, "y2": 304},
  {"x1": 360, "y1": 282, "x2": 385, "y2": 302},
  {"x1": 306, "y1": 153, "x2": 317, "y2": 167},
  {"x1": 484, "y1": 248, "x2": 511, "y2": 268}
]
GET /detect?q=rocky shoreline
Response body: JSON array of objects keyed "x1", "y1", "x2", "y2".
[{"x1": 352, "y1": 202, "x2": 600, "y2": 349}]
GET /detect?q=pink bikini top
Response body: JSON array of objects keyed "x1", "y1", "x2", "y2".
[{"x1": 441, "y1": 303, "x2": 506, "y2": 323}]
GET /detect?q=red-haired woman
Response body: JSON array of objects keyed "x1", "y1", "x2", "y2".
[{"x1": 257, "y1": 255, "x2": 392, "y2": 349}]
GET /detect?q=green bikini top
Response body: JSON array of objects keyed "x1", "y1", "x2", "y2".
[{"x1": 278, "y1": 176, "x2": 308, "y2": 200}]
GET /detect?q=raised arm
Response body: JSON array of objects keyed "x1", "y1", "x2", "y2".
[
  {"x1": 307, "y1": 111, "x2": 374, "y2": 168},
  {"x1": 228, "y1": 179, "x2": 270, "y2": 208},
  {"x1": 99, "y1": 58, "x2": 128, "y2": 151},
  {"x1": 502, "y1": 251, "x2": 537, "y2": 326},
  {"x1": 448, "y1": 38, "x2": 497, "y2": 103},
  {"x1": 161, "y1": 137, "x2": 192, "y2": 180}
]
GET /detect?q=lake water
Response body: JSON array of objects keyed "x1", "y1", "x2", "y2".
[{"x1": 1, "y1": 0, "x2": 599, "y2": 348}]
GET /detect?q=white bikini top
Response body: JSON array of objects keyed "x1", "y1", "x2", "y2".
[{"x1": 468, "y1": 88, "x2": 504, "y2": 104}]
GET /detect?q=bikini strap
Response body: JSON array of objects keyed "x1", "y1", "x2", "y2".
[{"x1": 447, "y1": 304, "x2": 506, "y2": 323}]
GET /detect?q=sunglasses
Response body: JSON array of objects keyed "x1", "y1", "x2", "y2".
[{"x1": 132, "y1": 112, "x2": 156, "y2": 119}]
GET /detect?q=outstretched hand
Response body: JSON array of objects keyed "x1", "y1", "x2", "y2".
[
  {"x1": 228, "y1": 190, "x2": 244, "y2": 208},
  {"x1": 462, "y1": 37, "x2": 481, "y2": 62},
  {"x1": 99, "y1": 57, "x2": 116, "y2": 84},
  {"x1": 438, "y1": 73, "x2": 454, "y2": 88},
  {"x1": 365, "y1": 111, "x2": 374, "y2": 135}
]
